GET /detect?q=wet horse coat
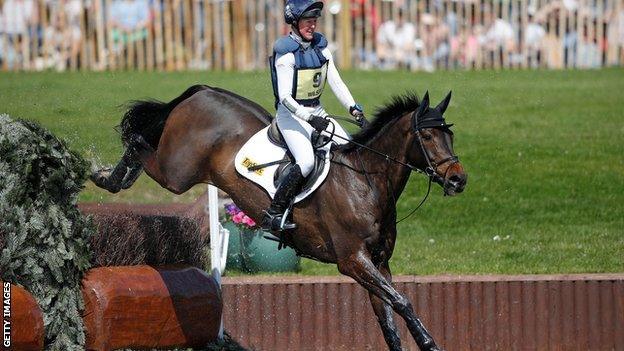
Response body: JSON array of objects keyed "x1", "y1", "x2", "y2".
[{"x1": 92, "y1": 85, "x2": 467, "y2": 351}]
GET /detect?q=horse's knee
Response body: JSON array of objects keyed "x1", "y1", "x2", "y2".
[{"x1": 392, "y1": 295, "x2": 413, "y2": 315}]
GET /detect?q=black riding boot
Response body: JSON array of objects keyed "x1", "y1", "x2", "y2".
[{"x1": 262, "y1": 165, "x2": 306, "y2": 232}]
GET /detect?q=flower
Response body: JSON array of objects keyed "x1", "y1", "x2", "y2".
[
  {"x1": 242, "y1": 215, "x2": 256, "y2": 227},
  {"x1": 224, "y1": 202, "x2": 258, "y2": 230}
]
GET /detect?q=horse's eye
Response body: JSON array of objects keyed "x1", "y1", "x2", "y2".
[{"x1": 421, "y1": 133, "x2": 432, "y2": 141}]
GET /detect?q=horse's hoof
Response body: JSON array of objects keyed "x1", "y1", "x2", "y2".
[{"x1": 90, "y1": 169, "x2": 121, "y2": 193}]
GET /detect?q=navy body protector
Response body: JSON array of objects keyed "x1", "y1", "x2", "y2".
[{"x1": 269, "y1": 32, "x2": 329, "y2": 109}]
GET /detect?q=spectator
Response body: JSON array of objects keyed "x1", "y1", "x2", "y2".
[
  {"x1": 524, "y1": 13, "x2": 546, "y2": 68},
  {"x1": 483, "y1": 11, "x2": 517, "y2": 66},
  {"x1": 1, "y1": 0, "x2": 36, "y2": 36},
  {"x1": 108, "y1": 0, "x2": 150, "y2": 46},
  {"x1": 376, "y1": 9, "x2": 416, "y2": 70},
  {"x1": 0, "y1": 0, "x2": 37, "y2": 68},
  {"x1": 43, "y1": 0, "x2": 84, "y2": 71}
]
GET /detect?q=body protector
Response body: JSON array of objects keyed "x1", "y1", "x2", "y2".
[{"x1": 270, "y1": 32, "x2": 329, "y2": 109}]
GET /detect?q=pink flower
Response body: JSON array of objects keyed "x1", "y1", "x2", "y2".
[
  {"x1": 232, "y1": 212, "x2": 244, "y2": 224},
  {"x1": 242, "y1": 215, "x2": 256, "y2": 227}
]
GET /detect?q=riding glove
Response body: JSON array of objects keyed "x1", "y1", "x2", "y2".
[
  {"x1": 350, "y1": 104, "x2": 370, "y2": 129},
  {"x1": 308, "y1": 115, "x2": 329, "y2": 132}
]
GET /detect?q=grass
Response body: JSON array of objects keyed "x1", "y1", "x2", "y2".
[{"x1": 1, "y1": 68, "x2": 623, "y2": 276}]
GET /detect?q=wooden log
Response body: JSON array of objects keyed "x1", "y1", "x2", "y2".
[
  {"x1": 82, "y1": 265, "x2": 222, "y2": 351},
  {"x1": 0, "y1": 281, "x2": 45, "y2": 351}
]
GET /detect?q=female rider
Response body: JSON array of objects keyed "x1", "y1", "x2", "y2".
[{"x1": 262, "y1": 0, "x2": 368, "y2": 232}]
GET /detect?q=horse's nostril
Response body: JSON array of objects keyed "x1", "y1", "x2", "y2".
[{"x1": 449, "y1": 175, "x2": 462, "y2": 184}]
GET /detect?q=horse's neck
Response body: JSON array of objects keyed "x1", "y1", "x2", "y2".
[{"x1": 355, "y1": 113, "x2": 415, "y2": 203}]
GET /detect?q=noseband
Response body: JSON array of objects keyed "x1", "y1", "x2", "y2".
[
  {"x1": 414, "y1": 128, "x2": 460, "y2": 185},
  {"x1": 410, "y1": 106, "x2": 460, "y2": 185}
]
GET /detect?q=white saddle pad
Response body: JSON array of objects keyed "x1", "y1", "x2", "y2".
[{"x1": 234, "y1": 126, "x2": 332, "y2": 203}]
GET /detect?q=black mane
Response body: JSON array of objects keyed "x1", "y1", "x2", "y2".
[{"x1": 340, "y1": 92, "x2": 420, "y2": 153}]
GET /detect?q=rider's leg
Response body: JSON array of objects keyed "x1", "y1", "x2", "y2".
[{"x1": 261, "y1": 110, "x2": 314, "y2": 231}]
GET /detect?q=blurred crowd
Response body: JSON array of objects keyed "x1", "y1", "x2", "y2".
[
  {"x1": 0, "y1": 0, "x2": 623, "y2": 71},
  {"x1": 0, "y1": 0, "x2": 152, "y2": 70},
  {"x1": 358, "y1": 0, "x2": 624, "y2": 71}
]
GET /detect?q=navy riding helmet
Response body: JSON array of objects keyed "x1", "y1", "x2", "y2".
[{"x1": 284, "y1": 0, "x2": 324, "y2": 25}]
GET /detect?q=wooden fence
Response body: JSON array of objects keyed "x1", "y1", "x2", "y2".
[{"x1": 0, "y1": 0, "x2": 622, "y2": 72}]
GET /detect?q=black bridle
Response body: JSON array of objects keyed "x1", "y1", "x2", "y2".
[
  {"x1": 325, "y1": 115, "x2": 459, "y2": 185},
  {"x1": 323, "y1": 113, "x2": 459, "y2": 223}
]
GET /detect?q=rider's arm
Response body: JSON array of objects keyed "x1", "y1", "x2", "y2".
[
  {"x1": 322, "y1": 48, "x2": 356, "y2": 112},
  {"x1": 275, "y1": 52, "x2": 312, "y2": 121}
]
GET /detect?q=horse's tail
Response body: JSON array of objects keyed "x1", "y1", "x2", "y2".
[{"x1": 119, "y1": 84, "x2": 210, "y2": 149}]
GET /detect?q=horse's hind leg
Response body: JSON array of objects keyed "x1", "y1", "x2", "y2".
[
  {"x1": 91, "y1": 147, "x2": 143, "y2": 193},
  {"x1": 125, "y1": 133, "x2": 192, "y2": 195},
  {"x1": 338, "y1": 252, "x2": 441, "y2": 351},
  {"x1": 369, "y1": 262, "x2": 402, "y2": 351}
]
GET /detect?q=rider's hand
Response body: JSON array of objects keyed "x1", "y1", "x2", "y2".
[
  {"x1": 350, "y1": 104, "x2": 369, "y2": 129},
  {"x1": 308, "y1": 115, "x2": 329, "y2": 132}
]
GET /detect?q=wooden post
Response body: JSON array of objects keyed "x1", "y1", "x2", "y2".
[
  {"x1": 223, "y1": 0, "x2": 233, "y2": 70},
  {"x1": 146, "y1": 5, "x2": 155, "y2": 71},
  {"x1": 204, "y1": 0, "x2": 213, "y2": 69},
  {"x1": 232, "y1": 0, "x2": 248, "y2": 71},
  {"x1": 173, "y1": 0, "x2": 183, "y2": 70},
  {"x1": 154, "y1": 0, "x2": 164, "y2": 71},
  {"x1": 339, "y1": 0, "x2": 351, "y2": 69},
  {"x1": 192, "y1": 0, "x2": 201, "y2": 67},
  {"x1": 164, "y1": 0, "x2": 174, "y2": 70},
  {"x1": 259, "y1": 0, "x2": 268, "y2": 67},
  {"x1": 183, "y1": 0, "x2": 193, "y2": 68},
  {"x1": 212, "y1": 0, "x2": 222, "y2": 70}
]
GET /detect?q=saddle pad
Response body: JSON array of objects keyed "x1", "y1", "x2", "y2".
[{"x1": 234, "y1": 126, "x2": 331, "y2": 203}]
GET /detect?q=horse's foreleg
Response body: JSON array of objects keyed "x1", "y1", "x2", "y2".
[
  {"x1": 338, "y1": 253, "x2": 441, "y2": 351},
  {"x1": 91, "y1": 146, "x2": 143, "y2": 193},
  {"x1": 369, "y1": 262, "x2": 402, "y2": 351}
]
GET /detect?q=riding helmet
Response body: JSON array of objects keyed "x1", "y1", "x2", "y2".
[{"x1": 284, "y1": 0, "x2": 324, "y2": 25}]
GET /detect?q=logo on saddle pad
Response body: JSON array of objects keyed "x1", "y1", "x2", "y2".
[
  {"x1": 241, "y1": 157, "x2": 264, "y2": 176},
  {"x1": 234, "y1": 126, "x2": 332, "y2": 204}
]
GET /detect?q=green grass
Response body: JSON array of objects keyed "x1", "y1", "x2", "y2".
[{"x1": 1, "y1": 68, "x2": 623, "y2": 275}]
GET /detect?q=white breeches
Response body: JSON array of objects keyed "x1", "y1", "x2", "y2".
[{"x1": 276, "y1": 104, "x2": 350, "y2": 177}]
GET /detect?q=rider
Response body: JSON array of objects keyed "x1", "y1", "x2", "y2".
[{"x1": 262, "y1": 0, "x2": 369, "y2": 232}]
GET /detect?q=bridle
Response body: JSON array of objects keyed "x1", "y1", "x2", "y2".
[
  {"x1": 324, "y1": 111, "x2": 460, "y2": 223},
  {"x1": 326, "y1": 113, "x2": 459, "y2": 185}
]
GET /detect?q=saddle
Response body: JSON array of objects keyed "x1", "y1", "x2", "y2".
[{"x1": 234, "y1": 119, "x2": 333, "y2": 203}]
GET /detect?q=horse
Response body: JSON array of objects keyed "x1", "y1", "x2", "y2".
[{"x1": 91, "y1": 84, "x2": 467, "y2": 351}]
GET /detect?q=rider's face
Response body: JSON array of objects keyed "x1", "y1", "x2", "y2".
[{"x1": 297, "y1": 18, "x2": 317, "y2": 41}]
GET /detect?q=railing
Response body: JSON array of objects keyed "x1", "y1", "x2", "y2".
[{"x1": 0, "y1": 0, "x2": 622, "y2": 72}]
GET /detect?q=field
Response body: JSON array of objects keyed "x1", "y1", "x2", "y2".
[{"x1": 1, "y1": 68, "x2": 623, "y2": 276}]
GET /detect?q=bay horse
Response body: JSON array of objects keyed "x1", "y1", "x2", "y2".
[{"x1": 92, "y1": 85, "x2": 467, "y2": 351}]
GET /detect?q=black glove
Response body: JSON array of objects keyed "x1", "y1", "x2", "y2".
[
  {"x1": 350, "y1": 104, "x2": 369, "y2": 129},
  {"x1": 308, "y1": 115, "x2": 329, "y2": 132},
  {"x1": 355, "y1": 115, "x2": 370, "y2": 129}
]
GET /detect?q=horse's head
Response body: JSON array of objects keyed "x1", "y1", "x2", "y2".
[{"x1": 410, "y1": 91, "x2": 467, "y2": 196}]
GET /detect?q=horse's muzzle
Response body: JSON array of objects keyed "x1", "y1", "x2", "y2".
[{"x1": 443, "y1": 172, "x2": 467, "y2": 196}]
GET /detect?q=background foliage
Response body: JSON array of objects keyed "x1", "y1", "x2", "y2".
[
  {"x1": 0, "y1": 115, "x2": 94, "y2": 350},
  {"x1": 0, "y1": 68, "x2": 622, "y2": 276}
]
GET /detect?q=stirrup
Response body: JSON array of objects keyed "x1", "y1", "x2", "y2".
[{"x1": 261, "y1": 209, "x2": 297, "y2": 232}]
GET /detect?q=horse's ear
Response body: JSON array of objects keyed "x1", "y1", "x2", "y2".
[
  {"x1": 417, "y1": 91, "x2": 430, "y2": 116},
  {"x1": 436, "y1": 91, "x2": 452, "y2": 114}
]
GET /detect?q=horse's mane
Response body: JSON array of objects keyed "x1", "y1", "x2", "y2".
[{"x1": 339, "y1": 92, "x2": 420, "y2": 153}]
